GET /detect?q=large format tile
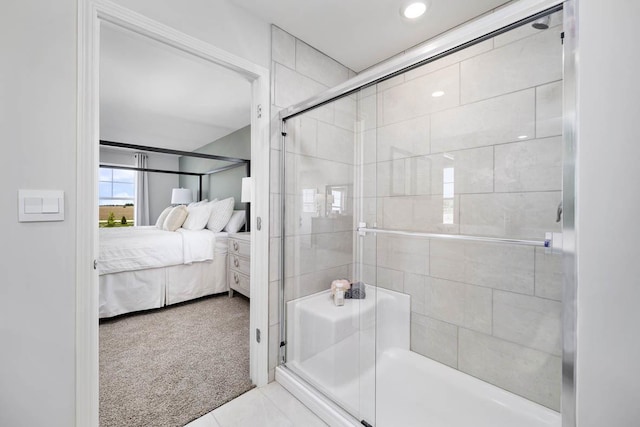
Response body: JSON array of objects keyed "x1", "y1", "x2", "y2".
[
  {"x1": 536, "y1": 81, "x2": 563, "y2": 138},
  {"x1": 185, "y1": 412, "x2": 222, "y2": 427},
  {"x1": 405, "y1": 39, "x2": 494, "y2": 82},
  {"x1": 295, "y1": 40, "x2": 350, "y2": 88},
  {"x1": 316, "y1": 121, "x2": 355, "y2": 163},
  {"x1": 272, "y1": 26, "x2": 295, "y2": 69},
  {"x1": 212, "y1": 387, "x2": 294, "y2": 427},
  {"x1": 494, "y1": 136, "x2": 563, "y2": 192},
  {"x1": 425, "y1": 278, "x2": 492, "y2": 334},
  {"x1": 404, "y1": 273, "x2": 427, "y2": 314},
  {"x1": 458, "y1": 329, "x2": 561, "y2": 411},
  {"x1": 431, "y1": 89, "x2": 535, "y2": 153},
  {"x1": 460, "y1": 26, "x2": 562, "y2": 104},
  {"x1": 430, "y1": 239, "x2": 535, "y2": 295},
  {"x1": 274, "y1": 63, "x2": 327, "y2": 109},
  {"x1": 428, "y1": 146, "x2": 494, "y2": 195},
  {"x1": 493, "y1": 291, "x2": 562, "y2": 355},
  {"x1": 284, "y1": 265, "x2": 351, "y2": 302},
  {"x1": 380, "y1": 195, "x2": 460, "y2": 234},
  {"x1": 357, "y1": 93, "x2": 378, "y2": 131},
  {"x1": 286, "y1": 116, "x2": 317, "y2": 157},
  {"x1": 411, "y1": 313, "x2": 458, "y2": 368},
  {"x1": 381, "y1": 64, "x2": 460, "y2": 125},
  {"x1": 376, "y1": 156, "x2": 431, "y2": 197},
  {"x1": 261, "y1": 383, "x2": 328, "y2": 427},
  {"x1": 376, "y1": 234, "x2": 429, "y2": 275},
  {"x1": 534, "y1": 247, "x2": 563, "y2": 301},
  {"x1": 376, "y1": 115, "x2": 430, "y2": 162},
  {"x1": 459, "y1": 191, "x2": 562, "y2": 240}
]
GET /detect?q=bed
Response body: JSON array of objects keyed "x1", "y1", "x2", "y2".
[{"x1": 98, "y1": 226, "x2": 229, "y2": 318}]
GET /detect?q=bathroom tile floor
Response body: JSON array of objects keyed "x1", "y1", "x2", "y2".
[{"x1": 185, "y1": 382, "x2": 327, "y2": 427}]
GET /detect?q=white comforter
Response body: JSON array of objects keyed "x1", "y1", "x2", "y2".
[{"x1": 98, "y1": 226, "x2": 217, "y2": 275}]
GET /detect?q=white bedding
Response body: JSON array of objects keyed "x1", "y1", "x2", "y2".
[{"x1": 99, "y1": 226, "x2": 219, "y2": 275}]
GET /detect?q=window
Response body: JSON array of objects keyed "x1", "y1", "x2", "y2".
[
  {"x1": 100, "y1": 167, "x2": 135, "y2": 205},
  {"x1": 99, "y1": 167, "x2": 135, "y2": 227}
]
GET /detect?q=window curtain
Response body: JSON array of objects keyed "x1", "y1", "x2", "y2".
[{"x1": 134, "y1": 153, "x2": 150, "y2": 225}]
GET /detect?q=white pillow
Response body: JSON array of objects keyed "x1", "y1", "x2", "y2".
[
  {"x1": 223, "y1": 210, "x2": 247, "y2": 233},
  {"x1": 162, "y1": 205, "x2": 188, "y2": 231},
  {"x1": 155, "y1": 206, "x2": 173, "y2": 228},
  {"x1": 206, "y1": 197, "x2": 235, "y2": 232},
  {"x1": 182, "y1": 202, "x2": 213, "y2": 230},
  {"x1": 188, "y1": 199, "x2": 208, "y2": 207}
]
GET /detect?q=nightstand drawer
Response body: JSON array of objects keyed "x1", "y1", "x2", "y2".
[
  {"x1": 229, "y1": 238, "x2": 250, "y2": 257},
  {"x1": 229, "y1": 254, "x2": 250, "y2": 276},
  {"x1": 229, "y1": 271, "x2": 250, "y2": 297}
]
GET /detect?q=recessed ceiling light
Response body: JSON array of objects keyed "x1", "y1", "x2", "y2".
[
  {"x1": 402, "y1": 2, "x2": 428, "y2": 19},
  {"x1": 432, "y1": 90, "x2": 445, "y2": 97}
]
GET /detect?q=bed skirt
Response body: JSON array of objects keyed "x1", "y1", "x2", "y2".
[{"x1": 99, "y1": 253, "x2": 228, "y2": 318}]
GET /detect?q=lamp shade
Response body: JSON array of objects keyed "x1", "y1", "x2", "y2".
[
  {"x1": 171, "y1": 188, "x2": 192, "y2": 205},
  {"x1": 241, "y1": 177, "x2": 253, "y2": 203}
]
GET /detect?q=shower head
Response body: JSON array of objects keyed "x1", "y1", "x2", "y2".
[{"x1": 531, "y1": 16, "x2": 550, "y2": 30}]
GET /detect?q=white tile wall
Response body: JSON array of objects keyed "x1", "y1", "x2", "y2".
[
  {"x1": 459, "y1": 191, "x2": 561, "y2": 239},
  {"x1": 494, "y1": 136, "x2": 563, "y2": 192},
  {"x1": 536, "y1": 81, "x2": 563, "y2": 138},
  {"x1": 381, "y1": 64, "x2": 460, "y2": 126},
  {"x1": 430, "y1": 240, "x2": 535, "y2": 294},
  {"x1": 460, "y1": 26, "x2": 562, "y2": 103},
  {"x1": 534, "y1": 247, "x2": 563, "y2": 301},
  {"x1": 411, "y1": 313, "x2": 458, "y2": 368},
  {"x1": 431, "y1": 89, "x2": 536, "y2": 153},
  {"x1": 493, "y1": 290, "x2": 563, "y2": 356},
  {"x1": 295, "y1": 40, "x2": 350, "y2": 88},
  {"x1": 376, "y1": 115, "x2": 430, "y2": 162},
  {"x1": 458, "y1": 328, "x2": 561, "y2": 411},
  {"x1": 425, "y1": 278, "x2": 493, "y2": 334}
]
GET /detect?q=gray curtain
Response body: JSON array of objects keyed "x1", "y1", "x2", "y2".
[{"x1": 134, "y1": 153, "x2": 150, "y2": 225}]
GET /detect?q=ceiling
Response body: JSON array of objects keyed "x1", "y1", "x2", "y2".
[
  {"x1": 100, "y1": 21, "x2": 252, "y2": 152},
  {"x1": 230, "y1": 0, "x2": 511, "y2": 72},
  {"x1": 99, "y1": 1, "x2": 512, "y2": 152}
]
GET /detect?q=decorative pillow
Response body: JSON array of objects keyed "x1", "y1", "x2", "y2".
[
  {"x1": 206, "y1": 197, "x2": 235, "y2": 232},
  {"x1": 162, "y1": 205, "x2": 188, "y2": 231},
  {"x1": 182, "y1": 202, "x2": 213, "y2": 230},
  {"x1": 188, "y1": 199, "x2": 208, "y2": 207},
  {"x1": 155, "y1": 206, "x2": 173, "y2": 228},
  {"x1": 223, "y1": 210, "x2": 247, "y2": 233}
]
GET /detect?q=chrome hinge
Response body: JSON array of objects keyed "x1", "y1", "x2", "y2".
[
  {"x1": 257, "y1": 104, "x2": 262, "y2": 119},
  {"x1": 256, "y1": 328, "x2": 261, "y2": 343},
  {"x1": 93, "y1": 259, "x2": 97, "y2": 270},
  {"x1": 257, "y1": 216, "x2": 262, "y2": 231}
]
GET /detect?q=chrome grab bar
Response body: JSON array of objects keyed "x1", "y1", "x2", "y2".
[{"x1": 356, "y1": 226, "x2": 547, "y2": 247}]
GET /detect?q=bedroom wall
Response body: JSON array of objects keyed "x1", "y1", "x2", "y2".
[
  {"x1": 99, "y1": 148, "x2": 180, "y2": 224},
  {"x1": 178, "y1": 125, "x2": 251, "y2": 210}
]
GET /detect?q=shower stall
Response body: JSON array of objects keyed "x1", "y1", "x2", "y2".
[{"x1": 277, "y1": 2, "x2": 574, "y2": 426}]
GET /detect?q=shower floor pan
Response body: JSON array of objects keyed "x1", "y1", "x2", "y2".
[
  {"x1": 283, "y1": 286, "x2": 560, "y2": 427},
  {"x1": 375, "y1": 348, "x2": 560, "y2": 427}
]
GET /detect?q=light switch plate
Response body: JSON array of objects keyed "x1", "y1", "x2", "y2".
[{"x1": 18, "y1": 190, "x2": 65, "y2": 222}]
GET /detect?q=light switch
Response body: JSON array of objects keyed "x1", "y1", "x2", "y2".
[
  {"x1": 42, "y1": 198, "x2": 59, "y2": 213},
  {"x1": 18, "y1": 190, "x2": 64, "y2": 222},
  {"x1": 24, "y1": 197, "x2": 42, "y2": 214}
]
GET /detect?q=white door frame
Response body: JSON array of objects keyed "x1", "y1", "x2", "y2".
[{"x1": 76, "y1": 1, "x2": 270, "y2": 425}]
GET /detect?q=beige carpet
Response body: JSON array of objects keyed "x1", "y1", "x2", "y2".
[{"x1": 99, "y1": 294, "x2": 253, "y2": 427}]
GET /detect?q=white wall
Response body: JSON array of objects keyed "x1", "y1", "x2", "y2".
[
  {"x1": 575, "y1": 0, "x2": 640, "y2": 425},
  {"x1": 0, "y1": 1, "x2": 76, "y2": 426},
  {"x1": 111, "y1": 0, "x2": 271, "y2": 69}
]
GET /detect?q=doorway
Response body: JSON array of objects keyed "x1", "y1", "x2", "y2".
[{"x1": 77, "y1": 2, "x2": 270, "y2": 426}]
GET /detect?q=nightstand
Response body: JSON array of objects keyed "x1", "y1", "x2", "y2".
[{"x1": 228, "y1": 232, "x2": 250, "y2": 298}]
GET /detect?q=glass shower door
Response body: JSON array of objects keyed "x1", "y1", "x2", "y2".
[
  {"x1": 359, "y1": 9, "x2": 565, "y2": 426},
  {"x1": 282, "y1": 93, "x2": 377, "y2": 424}
]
